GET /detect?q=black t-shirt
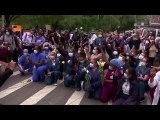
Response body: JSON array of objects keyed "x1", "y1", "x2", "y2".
[{"x1": 129, "y1": 38, "x2": 141, "y2": 50}]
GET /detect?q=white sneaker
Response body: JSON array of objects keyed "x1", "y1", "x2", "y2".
[{"x1": 53, "y1": 83, "x2": 58, "y2": 86}]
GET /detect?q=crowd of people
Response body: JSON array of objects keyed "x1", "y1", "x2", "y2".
[{"x1": 0, "y1": 26, "x2": 160, "y2": 105}]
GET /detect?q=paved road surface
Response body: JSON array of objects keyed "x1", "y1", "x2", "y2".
[{"x1": 0, "y1": 69, "x2": 151, "y2": 105}]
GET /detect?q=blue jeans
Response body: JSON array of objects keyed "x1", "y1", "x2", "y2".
[{"x1": 139, "y1": 80, "x2": 149, "y2": 99}]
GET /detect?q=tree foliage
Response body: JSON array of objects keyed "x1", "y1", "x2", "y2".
[{"x1": 10, "y1": 15, "x2": 149, "y2": 31}]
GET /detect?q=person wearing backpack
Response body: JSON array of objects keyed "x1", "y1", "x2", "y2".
[
  {"x1": 0, "y1": 29, "x2": 16, "y2": 61},
  {"x1": 22, "y1": 29, "x2": 36, "y2": 54}
]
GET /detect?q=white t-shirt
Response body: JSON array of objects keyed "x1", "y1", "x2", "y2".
[{"x1": 90, "y1": 34, "x2": 97, "y2": 44}]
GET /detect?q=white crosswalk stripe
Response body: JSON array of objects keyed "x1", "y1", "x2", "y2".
[
  {"x1": 20, "y1": 80, "x2": 64, "y2": 105},
  {"x1": 11, "y1": 71, "x2": 20, "y2": 77},
  {"x1": 65, "y1": 90, "x2": 85, "y2": 105},
  {"x1": 0, "y1": 77, "x2": 32, "y2": 99},
  {"x1": 66, "y1": 82, "x2": 85, "y2": 105},
  {"x1": 0, "y1": 71, "x2": 152, "y2": 105}
]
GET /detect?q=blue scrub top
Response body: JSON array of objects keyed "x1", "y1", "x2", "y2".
[
  {"x1": 30, "y1": 52, "x2": 46, "y2": 66},
  {"x1": 18, "y1": 55, "x2": 30, "y2": 68}
]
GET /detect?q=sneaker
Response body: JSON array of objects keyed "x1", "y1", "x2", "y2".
[{"x1": 53, "y1": 83, "x2": 58, "y2": 86}]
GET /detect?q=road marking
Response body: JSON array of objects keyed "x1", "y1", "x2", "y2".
[
  {"x1": 20, "y1": 80, "x2": 64, "y2": 105},
  {"x1": 65, "y1": 90, "x2": 85, "y2": 105},
  {"x1": 0, "y1": 77, "x2": 32, "y2": 99},
  {"x1": 12, "y1": 71, "x2": 20, "y2": 77},
  {"x1": 65, "y1": 81, "x2": 85, "y2": 105}
]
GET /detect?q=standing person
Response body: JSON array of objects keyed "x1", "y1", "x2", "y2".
[
  {"x1": 114, "y1": 67, "x2": 139, "y2": 105},
  {"x1": 89, "y1": 30, "x2": 97, "y2": 53},
  {"x1": 148, "y1": 55, "x2": 160, "y2": 105},
  {"x1": 0, "y1": 29, "x2": 16, "y2": 61},
  {"x1": 0, "y1": 42, "x2": 12, "y2": 62},
  {"x1": 35, "y1": 32, "x2": 46, "y2": 47},
  {"x1": 93, "y1": 33, "x2": 106, "y2": 52},
  {"x1": 127, "y1": 30, "x2": 141, "y2": 50},
  {"x1": 13, "y1": 31, "x2": 22, "y2": 62},
  {"x1": 148, "y1": 36, "x2": 158, "y2": 66},
  {"x1": 22, "y1": 29, "x2": 35, "y2": 54}
]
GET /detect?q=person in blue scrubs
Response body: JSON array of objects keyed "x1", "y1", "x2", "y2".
[
  {"x1": 46, "y1": 52, "x2": 61, "y2": 85},
  {"x1": 74, "y1": 52, "x2": 90, "y2": 91},
  {"x1": 63, "y1": 48, "x2": 77, "y2": 87},
  {"x1": 28, "y1": 45, "x2": 46, "y2": 82},
  {"x1": 42, "y1": 43, "x2": 51, "y2": 58},
  {"x1": 85, "y1": 58, "x2": 102, "y2": 99},
  {"x1": 35, "y1": 32, "x2": 46, "y2": 46},
  {"x1": 135, "y1": 57, "x2": 150, "y2": 101},
  {"x1": 18, "y1": 49, "x2": 32, "y2": 75}
]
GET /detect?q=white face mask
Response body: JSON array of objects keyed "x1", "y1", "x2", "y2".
[
  {"x1": 57, "y1": 53, "x2": 61, "y2": 58},
  {"x1": 124, "y1": 73, "x2": 128, "y2": 78},
  {"x1": 34, "y1": 50, "x2": 38, "y2": 54},
  {"x1": 93, "y1": 50, "x2": 97, "y2": 54},
  {"x1": 80, "y1": 60, "x2": 84, "y2": 64},
  {"x1": 44, "y1": 47, "x2": 49, "y2": 50},
  {"x1": 23, "y1": 53, "x2": 28, "y2": 56},
  {"x1": 6, "y1": 32, "x2": 10, "y2": 35},
  {"x1": 109, "y1": 66, "x2": 113, "y2": 70},
  {"x1": 138, "y1": 55, "x2": 144, "y2": 60},
  {"x1": 68, "y1": 53, "x2": 73, "y2": 57},
  {"x1": 89, "y1": 63, "x2": 94, "y2": 68},
  {"x1": 126, "y1": 56, "x2": 130, "y2": 60},
  {"x1": 113, "y1": 51, "x2": 118, "y2": 55},
  {"x1": 78, "y1": 50, "x2": 81, "y2": 53}
]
